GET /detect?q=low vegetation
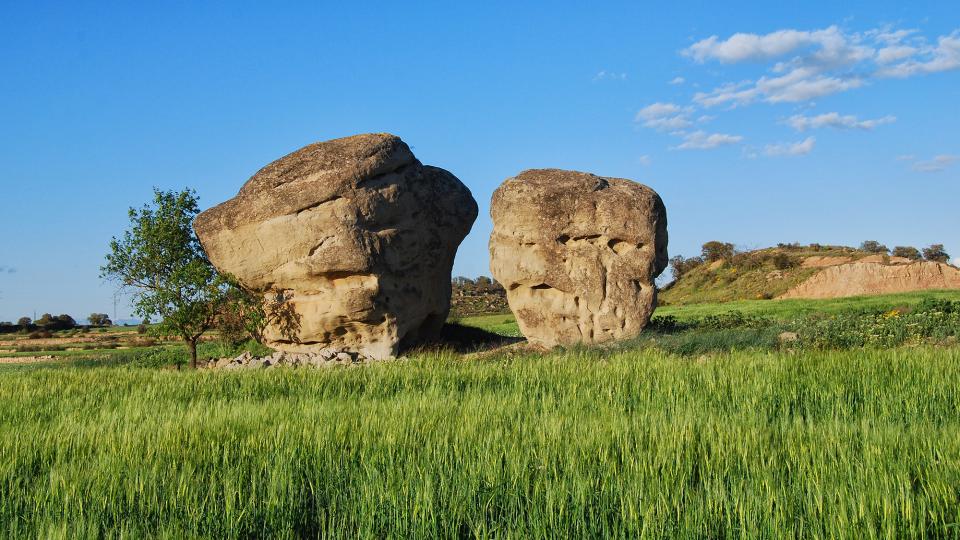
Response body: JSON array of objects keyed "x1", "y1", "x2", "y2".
[
  {"x1": 2, "y1": 345, "x2": 959, "y2": 537},
  {"x1": 3, "y1": 276, "x2": 960, "y2": 536}
]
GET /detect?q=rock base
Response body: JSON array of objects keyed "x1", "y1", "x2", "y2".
[{"x1": 206, "y1": 349, "x2": 375, "y2": 370}]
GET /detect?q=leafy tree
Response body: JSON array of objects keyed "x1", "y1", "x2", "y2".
[
  {"x1": 88, "y1": 313, "x2": 112, "y2": 326},
  {"x1": 669, "y1": 255, "x2": 704, "y2": 279},
  {"x1": 859, "y1": 240, "x2": 889, "y2": 254},
  {"x1": 101, "y1": 188, "x2": 228, "y2": 368},
  {"x1": 16, "y1": 317, "x2": 31, "y2": 327},
  {"x1": 701, "y1": 241, "x2": 735, "y2": 262},
  {"x1": 891, "y1": 246, "x2": 922, "y2": 260},
  {"x1": 922, "y1": 244, "x2": 950, "y2": 263}
]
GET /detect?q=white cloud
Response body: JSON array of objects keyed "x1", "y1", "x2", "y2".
[
  {"x1": 638, "y1": 155, "x2": 652, "y2": 166},
  {"x1": 875, "y1": 32, "x2": 960, "y2": 78},
  {"x1": 696, "y1": 67, "x2": 864, "y2": 107},
  {"x1": 635, "y1": 102, "x2": 684, "y2": 121},
  {"x1": 786, "y1": 112, "x2": 896, "y2": 131},
  {"x1": 669, "y1": 76, "x2": 685, "y2": 85},
  {"x1": 674, "y1": 130, "x2": 744, "y2": 150},
  {"x1": 896, "y1": 154, "x2": 915, "y2": 161},
  {"x1": 635, "y1": 102, "x2": 695, "y2": 131},
  {"x1": 877, "y1": 45, "x2": 919, "y2": 64},
  {"x1": 911, "y1": 154, "x2": 958, "y2": 172},
  {"x1": 764, "y1": 136, "x2": 816, "y2": 156},
  {"x1": 687, "y1": 26, "x2": 960, "y2": 109},
  {"x1": 593, "y1": 70, "x2": 628, "y2": 81},
  {"x1": 685, "y1": 27, "x2": 843, "y2": 63}
]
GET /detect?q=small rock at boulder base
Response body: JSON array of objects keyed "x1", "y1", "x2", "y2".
[
  {"x1": 194, "y1": 133, "x2": 478, "y2": 359},
  {"x1": 489, "y1": 169, "x2": 668, "y2": 348}
]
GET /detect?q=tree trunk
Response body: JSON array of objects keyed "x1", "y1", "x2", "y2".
[{"x1": 188, "y1": 338, "x2": 198, "y2": 369}]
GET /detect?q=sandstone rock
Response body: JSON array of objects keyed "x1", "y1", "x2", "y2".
[
  {"x1": 489, "y1": 169, "x2": 668, "y2": 348},
  {"x1": 194, "y1": 134, "x2": 477, "y2": 359},
  {"x1": 780, "y1": 261, "x2": 960, "y2": 299}
]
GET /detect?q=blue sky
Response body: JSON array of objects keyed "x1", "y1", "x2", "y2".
[{"x1": 1, "y1": 1, "x2": 958, "y2": 321}]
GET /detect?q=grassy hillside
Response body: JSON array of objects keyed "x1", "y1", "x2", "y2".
[{"x1": 660, "y1": 244, "x2": 905, "y2": 305}]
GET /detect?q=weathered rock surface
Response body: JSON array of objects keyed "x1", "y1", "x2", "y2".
[
  {"x1": 780, "y1": 261, "x2": 960, "y2": 299},
  {"x1": 489, "y1": 169, "x2": 668, "y2": 348},
  {"x1": 194, "y1": 133, "x2": 477, "y2": 359}
]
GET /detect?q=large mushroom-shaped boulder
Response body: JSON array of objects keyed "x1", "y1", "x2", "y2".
[
  {"x1": 489, "y1": 169, "x2": 668, "y2": 348},
  {"x1": 194, "y1": 133, "x2": 477, "y2": 359}
]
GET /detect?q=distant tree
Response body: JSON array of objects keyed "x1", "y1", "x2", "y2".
[
  {"x1": 101, "y1": 188, "x2": 229, "y2": 368},
  {"x1": 88, "y1": 313, "x2": 112, "y2": 326},
  {"x1": 475, "y1": 276, "x2": 493, "y2": 290},
  {"x1": 701, "y1": 241, "x2": 735, "y2": 262},
  {"x1": 17, "y1": 317, "x2": 31, "y2": 327},
  {"x1": 891, "y1": 246, "x2": 922, "y2": 260},
  {"x1": 922, "y1": 244, "x2": 950, "y2": 263},
  {"x1": 859, "y1": 240, "x2": 889, "y2": 254},
  {"x1": 33, "y1": 313, "x2": 75, "y2": 330},
  {"x1": 669, "y1": 255, "x2": 704, "y2": 279}
]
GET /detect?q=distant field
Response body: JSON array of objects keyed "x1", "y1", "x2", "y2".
[{"x1": 459, "y1": 289, "x2": 960, "y2": 335}]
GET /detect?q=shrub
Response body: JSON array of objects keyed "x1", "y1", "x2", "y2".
[
  {"x1": 27, "y1": 330, "x2": 53, "y2": 339},
  {"x1": 859, "y1": 240, "x2": 889, "y2": 254},
  {"x1": 731, "y1": 252, "x2": 765, "y2": 270},
  {"x1": 701, "y1": 241, "x2": 735, "y2": 262},
  {"x1": 891, "y1": 246, "x2": 922, "y2": 260},
  {"x1": 772, "y1": 253, "x2": 797, "y2": 270},
  {"x1": 922, "y1": 244, "x2": 950, "y2": 263},
  {"x1": 669, "y1": 255, "x2": 704, "y2": 279}
]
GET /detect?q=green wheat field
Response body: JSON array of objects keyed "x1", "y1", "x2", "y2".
[{"x1": 3, "y1": 293, "x2": 960, "y2": 538}]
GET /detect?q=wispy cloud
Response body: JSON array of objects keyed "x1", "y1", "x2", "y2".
[
  {"x1": 593, "y1": 70, "x2": 628, "y2": 81},
  {"x1": 634, "y1": 102, "x2": 694, "y2": 131},
  {"x1": 684, "y1": 26, "x2": 959, "y2": 108},
  {"x1": 638, "y1": 25, "x2": 957, "y2": 152},
  {"x1": 674, "y1": 130, "x2": 744, "y2": 150},
  {"x1": 668, "y1": 76, "x2": 685, "y2": 85},
  {"x1": 763, "y1": 136, "x2": 816, "y2": 157},
  {"x1": 786, "y1": 112, "x2": 896, "y2": 131},
  {"x1": 909, "y1": 154, "x2": 958, "y2": 172},
  {"x1": 638, "y1": 155, "x2": 652, "y2": 166}
]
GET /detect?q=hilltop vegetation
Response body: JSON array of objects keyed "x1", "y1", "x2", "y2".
[{"x1": 660, "y1": 241, "x2": 954, "y2": 305}]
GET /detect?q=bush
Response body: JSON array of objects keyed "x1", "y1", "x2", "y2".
[
  {"x1": 27, "y1": 331, "x2": 53, "y2": 339},
  {"x1": 797, "y1": 299, "x2": 960, "y2": 349},
  {"x1": 730, "y1": 252, "x2": 765, "y2": 270},
  {"x1": 891, "y1": 246, "x2": 922, "y2": 260},
  {"x1": 669, "y1": 255, "x2": 704, "y2": 279},
  {"x1": 772, "y1": 253, "x2": 797, "y2": 270},
  {"x1": 859, "y1": 240, "x2": 889, "y2": 254},
  {"x1": 701, "y1": 241, "x2": 735, "y2": 262},
  {"x1": 922, "y1": 244, "x2": 950, "y2": 263}
]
